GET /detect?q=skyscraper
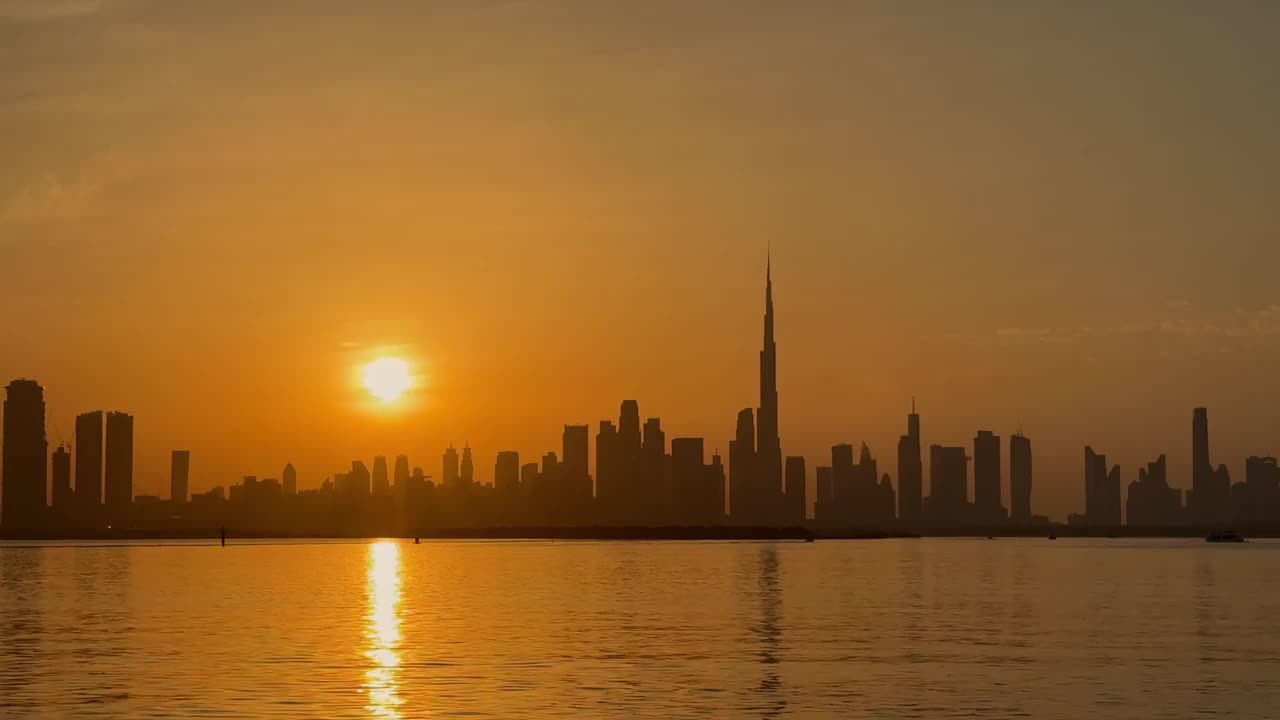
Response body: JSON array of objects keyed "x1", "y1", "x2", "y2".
[
  {"x1": 927, "y1": 445, "x2": 968, "y2": 527},
  {"x1": 1009, "y1": 433, "x2": 1032, "y2": 523},
  {"x1": 2, "y1": 380, "x2": 47, "y2": 530},
  {"x1": 1083, "y1": 446, "x2": 1121, "y2": 526},
  {"x1": 52, "y1": 443, "x2": 72, "y2": 519},
  {"x1": 443, "y1": 445, "x2": 459, "y2": 486},
  {"x1": 283, "y1": 462, "x2": 297, "y2": 495},
  {"x1": 896, "y1": 401, "x2": 923, "y2": 527},
  {"x1": 784, "y1": 456, "x2": 806, "y2": 524},
  {"x1": 729, "y1": 407, "x2": 756, "y2": 522},
  {"x1": 104, "y1": 411, "x2": 134, "y2": 524},
  {"x1": 756, "y1": 256, "x2": 783, "y2": 521},
  {"x1": 563, "y1": 425, "x2": 589, "y2": 482},
  {"x1": 372, "y1": 456, "x2": 390, "y2": 495},
  {"x1": 1190, "y1": 407, "x2": 1230, "y2": 525},
  {"x1": 74, "y1": 411, "x2": 103, "y2": 519},
  {"x1": 495, "y1": 451, "x2": 520, "y2": 493},
  {"x1": 671, "y1": 437, "x2": 706, "y2": 523},
  {"x1": 973, "y1": 430, "x2": 1003, "y2": 523},
  {"x1": 393, "y1": 455, "x2": 409, "y2": 491},
  {"x1": 171, "y1": 450, "x2": 190, "y2": 504},
  {"x1": 460, "y1": 445, "x2": 474, "y2": 485}
]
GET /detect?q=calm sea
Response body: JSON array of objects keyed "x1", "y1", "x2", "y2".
[{"x1": 1, "y1": 538, "x2": 1278, "y2": 719}]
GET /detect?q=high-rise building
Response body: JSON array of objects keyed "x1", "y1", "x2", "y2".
[
  {"x1": 1126, "y1": 455, "x2": 1183, "y2": 527},
  {"x1": 520, "y1": 462, "x2": 540, "y2": 488},
  {"x1": 784, "y1": 456, "x2": 806, "y2": 524},
  {"x1": 756, "y1": 257, "x2": 783, "y2": 522},
  {"x1": 595, "y1": 420, "x2": 619, "y2": 511},
  {"x1": 729, "y1": 407, "x2": 756, "y2": 522},
  {"x1": 1190, "y1": 407, "x2": 1230, "y2": 526},
  {"x1": 52, "y1": 444, "x2": 72, "y2": 518},
  {"x1": 815, "y1": 466, "x2": 834, "y2": 522},
  {"x1": 171, "y1": 450, "x2": 190, "y2": 504},
  {"x1": 973, "y1": 431, "x2": 1003, "y2": 523},
  {"x1": 283, "y1": 462, "x2": 297, "y2": 495},
  {"x1": 495, "y1": 451, "x2": 520, "y2": 493},
  {"x1": 1082, "y1": 446, "x2": 1121, "y2": 526},
  {"x1": 393, "y1": 455, "x2": 409, "y2": 491},
  {"x1": 372, "y1": 456, "x2": 390, "y2": 495},
  {"x1": 1009, "y1": 433, "x2": 1032, "y2": 523},
  {"x1": 104, "y1": 411, "x2": 134, "y2": 524},
  {"x1": 443, "y1": 445, "x2": 459, "y2": 486},
  {"x1": 563, "y1": 425, "x2": 589, "y2": 481},
  {"x1": 460, "y1": 445, "x2": 474, "y2": 485},
  {"x1": 346, "y1": 460, "x2": 371, "y2": 496},
  {"x1": 671, "y1": 437, "x2": 706, "y2": 522},
  {"x1": 896, "y1": 401, "x2": 922, "y2": 527},
  {"x1": 927, "y1": 445, "x2": 969, "y2": 527},
  {"x1": 2, "y1": 380, "x2": 47, "y2": 530},
  {"x1": 74, "y1": 411, "x2": 103, "y2": 519}
]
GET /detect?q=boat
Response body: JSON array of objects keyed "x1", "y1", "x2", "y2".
[{"x1": 1205, "y1": 530, "x2": 1245, "y2": 543}]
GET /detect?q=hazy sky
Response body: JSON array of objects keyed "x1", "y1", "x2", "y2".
[{"x1": 3, "y1": 0, "x2": 1278, "y2": 518}]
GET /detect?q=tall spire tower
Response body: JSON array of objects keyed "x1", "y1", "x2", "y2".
[{"x1": 757, "y1": 252, "x2": 783, "y2": 509}]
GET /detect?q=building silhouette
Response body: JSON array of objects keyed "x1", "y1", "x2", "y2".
[
  {"x1": 896, "y1": 401, "x2": 922, "y2": 529},
  {"x1": 460, "y1": 445, "x2": 474, "y2": 485},
  {"x1": 729, "y1": 407, "x2": 757, "y2": 522},
  {"x1": 1190, "y1": 407, "x2": 1231, "y2": 526},
  {"x1": 1009, "y1": 433, "x2": 1032, "y2": 523},
  {"x1": 495, "y1": 451, "x2": 520, "y2": 493},
  {"x1": 926, "y1": 445, "x2": 969, "y2": 528},
  {"x1": 1126, "y1": 454, "x2": 1183, "y2": 526},
  {"x1": 74, "y1": 411, "x2": 103, "y2": 521},
  {"x1": 563, "y1": 425, "x2": 589, "y2": 487},
  {"x1": 171, "y1": 450, "x2": 190, "y2": 504},
  {"x1": 372, "y1": 456, "x2": 390, "y2": 495},
  {"x1": 2, "y1": 380, "x2": 47, "y2": 530},
  {"x1": 443, "y1": 445, "x2": 459, "y2": 487},
  {"x1": 392, "y1": 455, "x2": 409, "y2": 492},
  {"x1": 104, "y1": 411, "x2": 134, "y2": 525},
  {"x1": 52, "y1": 443, "x2": 72, "y2": 518},
  {"x1": 973, "y1": 430, "x2": 1004, "y2": 524},
  {"x1": 784, "y1": 456, "x2": 806, "y2": 524},
  {"x1": 283, "y1": 462, "x2": 297, "y2": 495},
  {"x1": 753, "y1": 257, "x2": 784, "y2": 524},
  {"x1": 1076, "y1": 446, "x2": 1121, "y2": 526},
  {"x1": 1232, "y1": 456, "x2": 1279, "y2": 527}
]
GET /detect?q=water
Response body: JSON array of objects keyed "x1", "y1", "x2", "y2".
[{"x1": 2, "y1": 538, "x2": 1279, "y2": 719}]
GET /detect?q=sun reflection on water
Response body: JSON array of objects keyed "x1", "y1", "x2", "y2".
[{"x1": 364, "y1": 541, "x2": 403, "y2": 718}]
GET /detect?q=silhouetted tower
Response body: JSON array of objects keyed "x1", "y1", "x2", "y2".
[
  {"x1": 973, "y1": 431, "x2": 1003, "y2": 523},
  {"x1": 171, "y1": 450, "x2": 190, "y2": 504},
  {"x1": 348, "y1": 460, "x2": 372, "y2": 496},
  {"x1": 1083, "y1": 446, "x2": 1121, "y2": 526},
  {"x1": 596, "y1": 420, "x2": 619, "y2": 507},
  {"x1": 784, "y1": 456, "x2": 806, "y2": 524},
  {"x1": 619, "y1": 401, "x2": 641, "y2": 454},
  {"x1": 1009, "y1": 433, "x2": 1032, "y2": 522},
  {"x1": 709, "y1": 451, "x2": 726, "y2": 520},
  {"x1": 443, "y1": 445, "x2": 460, "y2": 486},
  {"x1": 520, "y1": 462, "x2": 540, "y2": 488},
  {"x1": 671, "y1": 437, "x2": 706, "y2": 522},
  {"x1": 52, "y1": 444, "x2": 72, "y2": 518},
  {"x1": 896, "y1": 399, "x2": 923, "y2": 527},
  {"x1": 729, "y1": 408, "x2": 756, "y2": 521},
  {"x1": 283, "y1": 462, "x2": 297, "y2": 495},
  {"x1": 756, "y1": 255, "x2": 784, "y2": 519},
  {"x1": 460, "y1": 445, "x2": 474, "y2": 485},
  {"x1": 393, "y1": 455, "x2": 409, "y2": 490},
  {"x1": 1190, "y1": 407, "x2": 1229, "y2": 525},
  {"x1": 104, "y1": 411, "x2": 134, "y2": 525},
  {"x1": 563, "y1": 425, "x2": 589, "y2": 481},
  {"x1": 928, "y1": 445, "x2": 969, "y2": 527},
  {"x1": 74, "y1": 411, "x2": 103, "y2": 519},
  {"x1": 2, "y1": 380, "x2": 47, "y2": 530},
  {"x1": 495, "y1": 451, "x2": 520, "y2": 493},
  {"x1": 372, "y1": 456, "x2": 390, "y2": 495}
]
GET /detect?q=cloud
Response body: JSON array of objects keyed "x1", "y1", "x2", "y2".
[
  {"x1": 0, "y1": 0, "x2": 103, "y2": 21},
  {"x1": 0, "y1": 173, "x2": 99, "y2": 224}
]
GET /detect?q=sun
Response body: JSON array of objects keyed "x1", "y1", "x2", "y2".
[{"x1": 362, "y1": 357, "x2": 413, "y2": 403}]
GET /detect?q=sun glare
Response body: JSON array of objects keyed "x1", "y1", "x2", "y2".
[{"x1": 362, "y1": 357, "x2": 413, "y2": 403}]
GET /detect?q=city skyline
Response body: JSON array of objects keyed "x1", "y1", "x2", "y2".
[
  {"x1": 3, "y1": 261, "x2": 1278, "y2": 531},
  {"x1": 3, "y1": 1, "x2": 1280, "y2": 518}
]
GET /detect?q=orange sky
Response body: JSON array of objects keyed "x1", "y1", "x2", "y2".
[{"x1": 2, "y1": 1, "x2": 1279, "y2": 518}]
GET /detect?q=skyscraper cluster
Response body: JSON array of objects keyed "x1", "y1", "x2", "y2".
[{"x1": 2, "y1": 263, "x2": 1278, "y2": 535}]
